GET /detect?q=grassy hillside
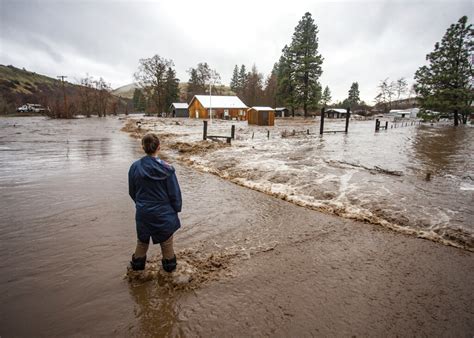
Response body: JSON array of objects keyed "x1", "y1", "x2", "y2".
[
  {"x1": 0, "y1": 65, "x2": 62, "y2": 95},
  {"x1": 0, "y1": 65, "x2": 130, "y2": 116},
  {"x1": 0, "y1": 65, "x2": 81, "y2": 114},
  {"x1": 111, "y1": 83, "x2": 139, "y2": 99}
]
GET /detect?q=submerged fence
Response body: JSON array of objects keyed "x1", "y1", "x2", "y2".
[
  {"x1": 203, "y1": 121, "x2": 235, "y2": 144},
  {"x1": 320, "y1": 107, "x2": 350, "y2": 135},
  {"x1": 376, "y1": 119, "x2": 421, "y2": 132}
]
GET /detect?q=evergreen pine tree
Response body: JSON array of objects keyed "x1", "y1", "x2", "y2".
[
  {"x1": 243, "y1": 65, "x2": 264, "y2": 106},
  {"x1": 164, "y1": 67, "x2": 179, "y2": 114},
  {"x1": 414, "y1": 16, "x2": 473, "y2": 125},
  {"x1": 230, "y1": 65, "x2": 239, "y2": 93},
  {"x1": 277, "y1": 45, "x2": 297, "y2": 116},
  {"x1": 347, "y1": 82, "x2": 360, "y2": 109},
  {"x1": 290, "y1": 12, "x2": 324, "y2": 117},
  {"x1": 321, "y1": 86, "x2": 332, "y2": 106},
  {"x1": 263, "y1": 63, "x2": 279, "y2": 108},
  {"x1": 238, "y1": 65, "x2": 247, "y2": 97},
  {"x1": 137, "y1": 90, "x2": 146, "y2": 112},
  {"x1": 186, "y1": 62, "x2": 220, "y2": 101},
  {"x1": 186, "y1": 68, "x2": 200, "y2": 102},
  {"x1": 132, "y1": 88, "x2": 141, "y2": 110}
]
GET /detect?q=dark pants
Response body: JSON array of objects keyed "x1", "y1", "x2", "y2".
[{"x1": 134, "y1": 235, "x2": 174, "y2": 259}]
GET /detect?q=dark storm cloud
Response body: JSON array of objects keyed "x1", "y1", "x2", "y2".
[{"x1": 0, "y1": 0, "x2": 472, "y2": 102}]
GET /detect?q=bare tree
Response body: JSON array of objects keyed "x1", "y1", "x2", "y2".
[
  {"x1": 79, "y1": 75, "x2": 94, "y2": 117},
  {"x1": 376, "y1": 78, "x2": 396, "y2": 113},
  {"x1": 394, "y1": 77, "x2": 408, "y2": 101},
  {"x1": 134, "y1": 55, "x2": 179, "y2": 115},
  {"x1": 93, "y1": 77, "x2": 111, "y2": 117}
]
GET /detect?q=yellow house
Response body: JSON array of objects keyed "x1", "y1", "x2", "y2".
[{"x1": 188, "y1": 95, "x2": 248, "y2": 120}]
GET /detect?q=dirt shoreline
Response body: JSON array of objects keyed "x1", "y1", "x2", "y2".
[
  {"x1": 177, "y1": 209, "x2": 474, "y2": 336},
  {"x1": 122, "y1": 118, "x2": 473, "y2": 336}
]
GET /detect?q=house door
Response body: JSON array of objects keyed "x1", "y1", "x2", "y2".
[
  {"x1": 195, "y1": 110, "x2": 199, "y2": 118},
  {"x1": 261, "y1": 111, "x2": 269, "y2": 125}
]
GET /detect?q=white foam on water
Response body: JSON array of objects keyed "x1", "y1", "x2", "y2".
[
  {"x1": 127, "y1": 117, "x2": 473, "y2": 251},
  {"x1": 460, "y1": 182, "x2": 474, "y2": 191}
]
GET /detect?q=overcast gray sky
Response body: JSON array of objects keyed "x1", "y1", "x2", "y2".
[{"x1": 0, "y1": 0, "x2": 472, "y2": 103}]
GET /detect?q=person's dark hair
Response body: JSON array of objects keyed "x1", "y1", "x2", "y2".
[{"x1": 142, "y1": 133, "x2": 160, "y2": 155}]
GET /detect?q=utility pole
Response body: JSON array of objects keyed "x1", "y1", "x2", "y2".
[
  {"x1": 57, "y1": 75, "x2": 68, "y2": 118},
  {"x1": 209, "y1": 81, "x2": 212, "y2": 124}
]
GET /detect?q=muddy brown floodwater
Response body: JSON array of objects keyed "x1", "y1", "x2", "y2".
[{"x1": 0, "y1": 116, "x2": 473, "y2": 336}]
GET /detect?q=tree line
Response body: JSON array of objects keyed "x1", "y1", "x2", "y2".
[
  {"x1": 132, "y1": 12, "x2": 326, "y2": 117},
  {"x1": 48, "y1": 75, "x2": 130, "y2": 119},
  {"x1": 132, "y1": 13, "x2": 472, "y2": 125}
]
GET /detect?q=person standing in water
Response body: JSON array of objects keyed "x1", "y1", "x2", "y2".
[{"x1": 128, "y1": 133, "x2": 182, "y2": 272}]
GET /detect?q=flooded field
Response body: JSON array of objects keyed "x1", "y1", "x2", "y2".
[
  {"x1": 0, "y1": 115, "x2": 473, "y2": 336},
  {"x1": 0, "y1": 115, "x2": 340, "y2": 335},
  {"x1": 130, "y1": 117, "x2": 474, "y2": 250}
]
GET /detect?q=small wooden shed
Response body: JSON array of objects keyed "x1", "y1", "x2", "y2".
[
  {"x1": 247, "y1": 106, "x2": 275, "y2": 126},
  {"x1": 170, "y1": 103, "x2": 189, "y2": 117},
  {"x1": 325, "y1": 108, "x2": 350, "y2": 118},
  {"x1": 275, "y1": 107, "x2": 289, "y2": 118}
]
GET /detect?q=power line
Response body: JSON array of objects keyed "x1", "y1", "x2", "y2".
[{"x1": 57, "y1": 75, "x2": 68, "y2": 118}]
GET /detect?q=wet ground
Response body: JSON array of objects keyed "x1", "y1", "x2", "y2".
[{"x1": 0, "y1": 116, "x2": 473, "y2": 336}]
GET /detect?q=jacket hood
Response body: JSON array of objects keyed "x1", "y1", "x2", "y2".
[{"x1": 136, "y1": 156, "x2": 174, "y2": 181}]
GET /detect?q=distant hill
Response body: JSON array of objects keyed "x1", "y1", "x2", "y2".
[
  {"x1": 111, "y1": 83, "x2": 139, "y2": 99},
  {"x1": 113, "y1": 82, "x2": 235, "y2": 104},
  {"x1": 0, "y1": 65, "x2": 61, "y2": 94},
  {"x1": 0, "y1": 65, "x2": 84, "y2": 114},
  {"x1": 0, "y1": 65, "x2": 129, "y2": 115}
]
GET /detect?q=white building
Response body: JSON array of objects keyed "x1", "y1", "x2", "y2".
[{"x1": 388, "y1": 108, "x2": 419, "y2": 119}]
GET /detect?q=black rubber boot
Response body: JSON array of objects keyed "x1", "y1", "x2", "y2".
[
  {"x1": 130, "y1": 254, "x2": 146, "y2": 271},
  {"x1": 162, "y1": 255, "x2": 177, "y2": 273}
]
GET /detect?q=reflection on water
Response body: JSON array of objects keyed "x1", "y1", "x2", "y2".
[
  {"x1": 127, "y1": 281, "x2": 178, "y2": 337},
  {"x1": 413, "y1": 124, "x2": 473, "y2": 174}
]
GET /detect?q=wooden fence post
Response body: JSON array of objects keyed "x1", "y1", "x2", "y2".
[
  {"x1": 231, "y1": 125, "x2": 235, "y2": 140},
  {"x1": 320, "y1": 107, "x2": 325, "y2": 135},
  {"x1": 203, "y1": 120, "x2": 208, "y2": 140},
  {"x1": 385, "y1": 121, "x2": 388, "y2": 130},
  {"x1": 375, "y1": 119, "x2": 380, "y2": 132},
  {"x1": 345, "y1": 107, "x2": 350, "y2": 133}
]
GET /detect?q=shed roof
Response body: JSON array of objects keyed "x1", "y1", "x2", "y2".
[
  {"x1": 249, "y1": 106, "x2": 274, "y2": 111},
  {"x1": 171, "y1": 103, "x2": 188, "y2": 109},
  {"x1": 326, "y1": 108, "x2": 349, "y2": 113},
  {"x1": 192, "y1": 95, "x2": 247, "y2": 109}
]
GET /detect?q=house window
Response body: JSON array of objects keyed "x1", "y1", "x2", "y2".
[
  {"x1": 224, "y1": 109, "x2": 229, "y2": 116},
  {"x1": 239, "y1": 110, "x2": 243, "y2": 116}
]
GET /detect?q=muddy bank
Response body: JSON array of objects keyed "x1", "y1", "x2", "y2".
[{"x1": 177, "y1": 212, "x2": 474, "y2": 336}]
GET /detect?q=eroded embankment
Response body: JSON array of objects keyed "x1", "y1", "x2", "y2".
[{"x1": 122, "y1": 118, "x2": 473, "y2": 252}]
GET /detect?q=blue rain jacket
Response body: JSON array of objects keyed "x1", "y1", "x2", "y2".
[{"x1": 128, "y1": 156, "x2": 182, "y2": 244}]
